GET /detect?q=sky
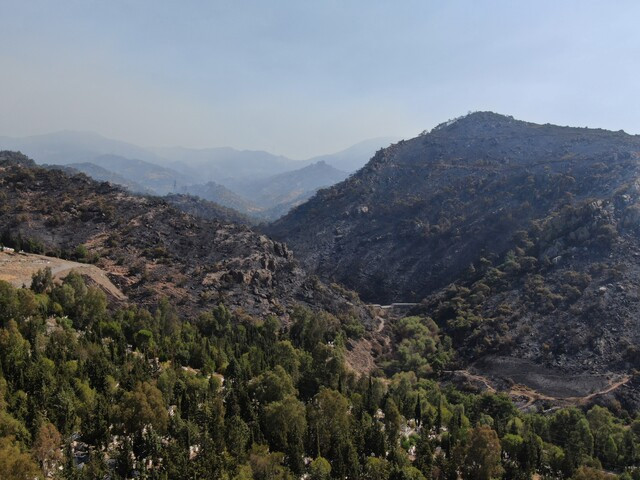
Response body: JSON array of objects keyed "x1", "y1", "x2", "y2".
[{"x1": 1, "y1": 0, "x2": 639, "y2": 159}]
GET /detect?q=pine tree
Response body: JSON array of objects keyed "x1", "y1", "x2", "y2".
[{"x1": 415, "y1": 395, "x2": 422, "y2": 427}]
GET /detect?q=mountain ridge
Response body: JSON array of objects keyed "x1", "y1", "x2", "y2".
[
  {"x1": 268, "y1": 111, "x2": 640, "y2": 302},
  {"x1": 267, "y1": 112, "x2": 640, "y2": 379}
]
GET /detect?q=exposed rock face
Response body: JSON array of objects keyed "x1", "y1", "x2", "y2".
[
  {"x1": 268, "y1": 112, "x2": 640, "y2": 304},
  {"x1": 0, "y1": 159, "x2": 373, "y2": 326}
]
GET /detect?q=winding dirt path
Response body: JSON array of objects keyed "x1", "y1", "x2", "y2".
[
  {"x1": 450, "y1": 369, "x2": 632, "y2": 408},
  {"x1": 577, "y1": 375, "x2": 632, "y2": 403},
  {"x1": 447, "y1": 369, "x2": 496, "y2": 393}
]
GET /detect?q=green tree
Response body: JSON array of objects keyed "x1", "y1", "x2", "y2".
[
  {"x1": 226, "y1": 415, "x2": 251, "y2": 460},
  {"x1": 308, "y1": 388, "x2": 356, "y2": 477},
  {"x1": 602, "y1": 435, "x2": 618, "y2": 469},
  {"x1": 0, "y1": 320, "x2": 30, "y2": 390},
  {"x1": 462, "y1": 425, "x2": 504, "y2": 480},
  {"x1": 384, "y1": 398, "x2": 403, "y2": 446},
  {"x1": 118, "y1": 382, "x2": 168, "y2": 434},
  {"x1": 0, "y1": 281, "x2": 19, "y2": 326},
  {"x1": 32, "y1": 421, "x2": 62, "y2": 477},
  {"x1": 365, "y1": 456, "x2": 391, "y2": 480},
  {"x1": 249, "y1": 366, "x2": 295, "y2": 405},
  {"x1": 248, "y1": 444, "x2": 290, "y2": 480},
  {"x1": 263, "y1": 395, "x2": 306, "y2": 473},
  {"x1": 571, "y1": 466, "x2": 616, "y2": 480},
  {"x1": 414, "y1": 426, "x2": 433, "y2": 475},
  {"x1": 0, "y1": 410, "x2": 30, "y2": 444},
  {"x1": 273, "y1": 341, "x2": 301, "y2": 382},
  {"x1": 394, "y1": 466, "x2": 427, "y2": 480},
  {"x1": 309, "y1": 388, "x2": 349, "y2": 454},
  {"x1": 309, "y1": 456, "x2": 331, "y2": 480},
  {"x1": 586, "y1": 406, "x2": 615, "y2": 464},
  {"x1": 30, "y1": 268, "x2": 53, "y2": 294},
  {"x1": 0, "y1": 436, "x2": 41, "y2": 480},
  {"x1": 567, "y1": 418, "x2": 594, "y2": 469}
]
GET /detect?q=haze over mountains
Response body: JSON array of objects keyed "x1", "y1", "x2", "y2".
[
  {"x1": 0, "y1": 131, "x2": 397, "y2": 220},
  {"x1": 6, "y1": 1, "x2": 640, "y2": 476}
]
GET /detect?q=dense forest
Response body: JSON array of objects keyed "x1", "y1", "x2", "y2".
[{"x1": 1, "y1": 268, "x2": 640, "y2": 479}]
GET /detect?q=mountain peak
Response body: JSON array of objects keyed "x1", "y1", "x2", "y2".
[
  {"x1": 430, "y1": 111, "x2": 519, "y2": 134},
  {"x1": 0, "y1": 150, "x2": 36, "y2": 167}
]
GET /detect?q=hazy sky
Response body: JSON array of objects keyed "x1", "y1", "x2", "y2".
[{"x1": 1, "y1": 1, "x2": 639, "y2": 158}]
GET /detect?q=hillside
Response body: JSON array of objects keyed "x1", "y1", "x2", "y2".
[
  {"x1": 268, "y1": 113, "x2": 640, "y2": 380},
  {"x1": 88, "y1": 154, "x2": 190, "y2": 194},
  {"x1": 269, "y1": 113, "x2": 640, "y2": 300},
  {"x1": 0, "y1": 152, "x2": 372, "y2": 325},
  {"x1": 226, "y1": 161, "x2": 349, "y2": 220},
  {"x1": 180, "y1": 181, "x2": 260, "y2": 214}
]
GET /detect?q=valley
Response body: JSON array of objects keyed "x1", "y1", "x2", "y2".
[
  {"x1": 3, "y1": 114, "x2": 640, "y2": 478},
  {"x1": 4, "y1": 4, "x2": 638, "y2": 478}
]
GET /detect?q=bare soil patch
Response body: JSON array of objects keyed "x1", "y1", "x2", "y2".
[
  {"x1": 450, "y1": 355, "x2": 633, "y2": 410},
  {"x1": 0, "y1": 251, "x2": 126, "y2": 301}
]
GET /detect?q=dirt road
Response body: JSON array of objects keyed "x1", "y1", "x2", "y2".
[
  {"x1": 0, "y1": 251, "x2": 126, "y2": 300},
  {"x1": 451, "y1": 368, "x2": 631, "y2": 409}
]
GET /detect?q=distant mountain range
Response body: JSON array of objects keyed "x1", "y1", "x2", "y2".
[
  {"x1": 150, "y1": 145, "x2": 300, "y2": 183},
  {"x1": 48, "y1": 162, "x2": 152, "y2": 194},
  {"x1": 219, "y1": 160, "x2": 349, "y2": 220},
  {"x1": 0, "y1": 130, "x2": 164, "y2": 165},
  {"x1": 0, "y1": 131, "x2": 397, "y2": 219},
  {"x1": 179, "y1": 181, "x2": 261, "y2": 215}
]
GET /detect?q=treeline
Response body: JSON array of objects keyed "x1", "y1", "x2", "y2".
[{"x1": 0, "y1": 270, "x2": 639, "y2": 479}]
